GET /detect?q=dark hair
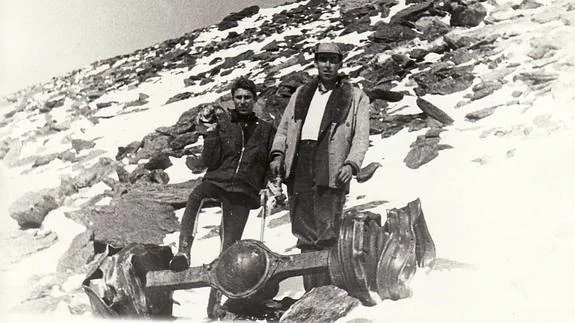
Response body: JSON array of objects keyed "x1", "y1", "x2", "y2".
[{"x1": 231, "y1": 76, "x2": 258, "y2": 100}]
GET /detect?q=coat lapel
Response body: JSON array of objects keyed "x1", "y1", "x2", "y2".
[
  {"x1": 294, "y1": 79, "x2": 318, "y2": 122},
  {"x1": 317, "y1": 81, "x2": 353, "y2": 140}
]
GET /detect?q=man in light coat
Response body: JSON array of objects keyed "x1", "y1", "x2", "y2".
[{"x1": 269, "y1": 42, "x2": 370, "y2": 291}]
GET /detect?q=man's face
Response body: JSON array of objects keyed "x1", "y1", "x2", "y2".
[
  {"x1": 233, "y1": 88, "x2": 256, "y2": 115},
  {"x1": 315, "y1": 53, "x2": 342, "y2": 83}
]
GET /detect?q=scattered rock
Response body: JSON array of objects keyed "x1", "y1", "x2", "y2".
[
  {"x1": 415, "y1": 16, "x2": 451, "y2": 41},
  {"x1": 144, "y1": 153, "x2": 173, "y2": 170},
  {"x1": 43, "y1": 97, "x2": 65, "y2": 112},
  {"x1": 166, "y1": 92, "x2": 193, "y2": 105},
  {"x1": 364, "y1": 87, "x2": 404, "y2": 102},
  {"x1": 416, "y1": 97, "x2": 454, "y2": 125},
  {"x1": 443, "y1": 31, "x2": 479, "y2": 49},
  {"x1": 465, "y1": 106, "x2": 498, "y2": 122},
  {"x1": 442, "y1": 47, "x2": 475, "y2": 65},
  {"x1": 471, "y1": 81, "x2": 503, "y2": 100},
  {"x1": 390, "y1": 1, "x2": 433, "y2": 24},
  {"x1": 73, "y1": 157, "x2": 119, "y2": 189},
  {"x1": 57, "y1": 230, "x2": 96, "y2": 274},
  {"x1": 135, "y1": 132, "x2": 172, "y2": 161},
  {"x1": 450, "y1": 3, "x2": 487, "y2": 27},
  {"x1": 370, "y1": 23, "x2": 418, "y2": 43},
  {"x1": 58, "y1": 150, "x2": 78, "y2": 163},
  {"x1": 9, "y1": 189, "x2": 59, "y2": 228},
  {"x1": 33, "y1": 153, "x2": 60, "y2": 167},
  {"x1": 71, "y1": 138, "x2": 96, "y2": 153},
  {"x1": 261, "y1": 41, "x2": 280, "y2": 55},
  {"x1": 149, "y1": 169, "x2": 170, "y2": 184},
  {"x1": 280, "y1": 286, "x2": 360, "y2": 323},
  {"x1": 116, "y1": 141, "x2": 141, "y2": 161},
  {"x1": 356, "y1": 162, "x2": 382, "y2": 183},
  {"x1": 512, "y1": 0, "x2": 542, "y2": 10},
  {"x1": 409, "y1": 48, "x2": 430, "y2": 61},
  {"x1": 404, "y1": 129, "x2": 451, "y2": 169},
  {"x1": 412, "y1": 63, "x2": 474, "y2": 95}
]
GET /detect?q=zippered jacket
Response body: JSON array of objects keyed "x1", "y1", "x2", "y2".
[{"x1": 202, "y1": 112, "x2": 276, "y2": 208}]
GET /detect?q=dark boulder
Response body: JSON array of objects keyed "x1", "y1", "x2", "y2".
[
  {"x1": 471, "y1": 81, "x2": 503, "y2": 101},
  {"x1": 409, "y1": 48, "x2": 430, "y2": 61},
  {"x1": 135, "y1": 132, "x2": 172, "y2": 161},
  {"x1": 370, "y1": 23, "x2": 418, "y2": 43},
  {"x1": 450, "y1": 3, "x2": 487, "y2": 27},
  {"x1": 262, "y1": 40, "x2": 280, "y2": 52},
  {"x1": 222, "y1": 5, "x2": 260, "y2": 23},
  {"x1": 390, "y1": 1, "x2": 433, "y2": 24},
  {"x1": 144, "y1": 153, "x2": 172, "y2": 171},
  {"x1": 116, "y1": 141, "x2": 141, "y2": 161},
  {"x1": 220, "y1": 50, "x2": 255, "y2": 70},
  {"x1": 279, "y1": 286, "x2": 360, "y2": 323},
  {"x1": 411, "y1": 63, "x2": 474, "y2": 95},
  {"x1": 170, "y1": 132, "x2": 199, "y2": 150},
  {"x1": 165, "y1": 92, "x2": 193, "y2": 105},
  {"x1": 415, "y1": 16, "x2": 451, "y2": 41},
  {"x1": 404, "y1": 129, "x2": 452, "y2": 169},
  {"x1": 364, "y1": 87, "x2": 405, "y2": 102},
  {"x1": 416, "y1": 97, "x2": 454, "y2": 125},
  {"x1": 9, "y1": 189, "x2": 59, "y2": 228},
  {"x1": 357, "y1": 162, "x2": 382, "y2": 183},
  {"x1": 360, "y1": 58, "x2": 403, "y2": 87}
]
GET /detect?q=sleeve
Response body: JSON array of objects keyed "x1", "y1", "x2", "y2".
[
  {"x1": 344, "y1": 88, "x2": 370, "y2": 175},
  {"x1": 269, "y1": 87, "x2": 299, "y2": 159}
]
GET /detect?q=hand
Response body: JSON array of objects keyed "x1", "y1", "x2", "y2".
[
  {"x1": 337, "y1": 165, "x2": 353, "y2": 185},
  {"x1": 269, "y1": 155, "x2": 283, "y2": 178}
]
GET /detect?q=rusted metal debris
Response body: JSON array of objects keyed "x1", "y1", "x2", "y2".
[{"x1": 146, "y1": 198, "x2": 435, "y2": 306}]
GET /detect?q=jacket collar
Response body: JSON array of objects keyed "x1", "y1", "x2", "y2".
[
  {"x1": 230, "y1": 110, "x2": 257, "y2": 123},
  {"x1": 294, "y1": 76, "x2": 353, "y2": 127}
]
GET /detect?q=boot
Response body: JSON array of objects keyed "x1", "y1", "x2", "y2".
[{"x1": 169, "y1": 235, "x2": 193, "y2": 271}]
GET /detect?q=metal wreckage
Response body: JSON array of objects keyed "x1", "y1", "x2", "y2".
[{"x1": 82, "y1": 193, "x2": 436, "y2": 319}]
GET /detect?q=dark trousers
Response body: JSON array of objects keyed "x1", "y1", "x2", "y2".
[
  {"x1": 180, "y1": 181, "x2": 251, "y2": 255},
  {"x1": 287, "y1": 141, "x2": 346, "y2": 291}
]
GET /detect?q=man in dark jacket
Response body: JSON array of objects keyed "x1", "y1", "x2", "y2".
[{"x1": 170, "y1": 77, "x2": 276, "y2": 271}]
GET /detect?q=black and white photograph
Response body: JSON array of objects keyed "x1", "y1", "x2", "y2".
[{"x1": 1, "y1": 0, "x2": 574, "y2": 322}]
